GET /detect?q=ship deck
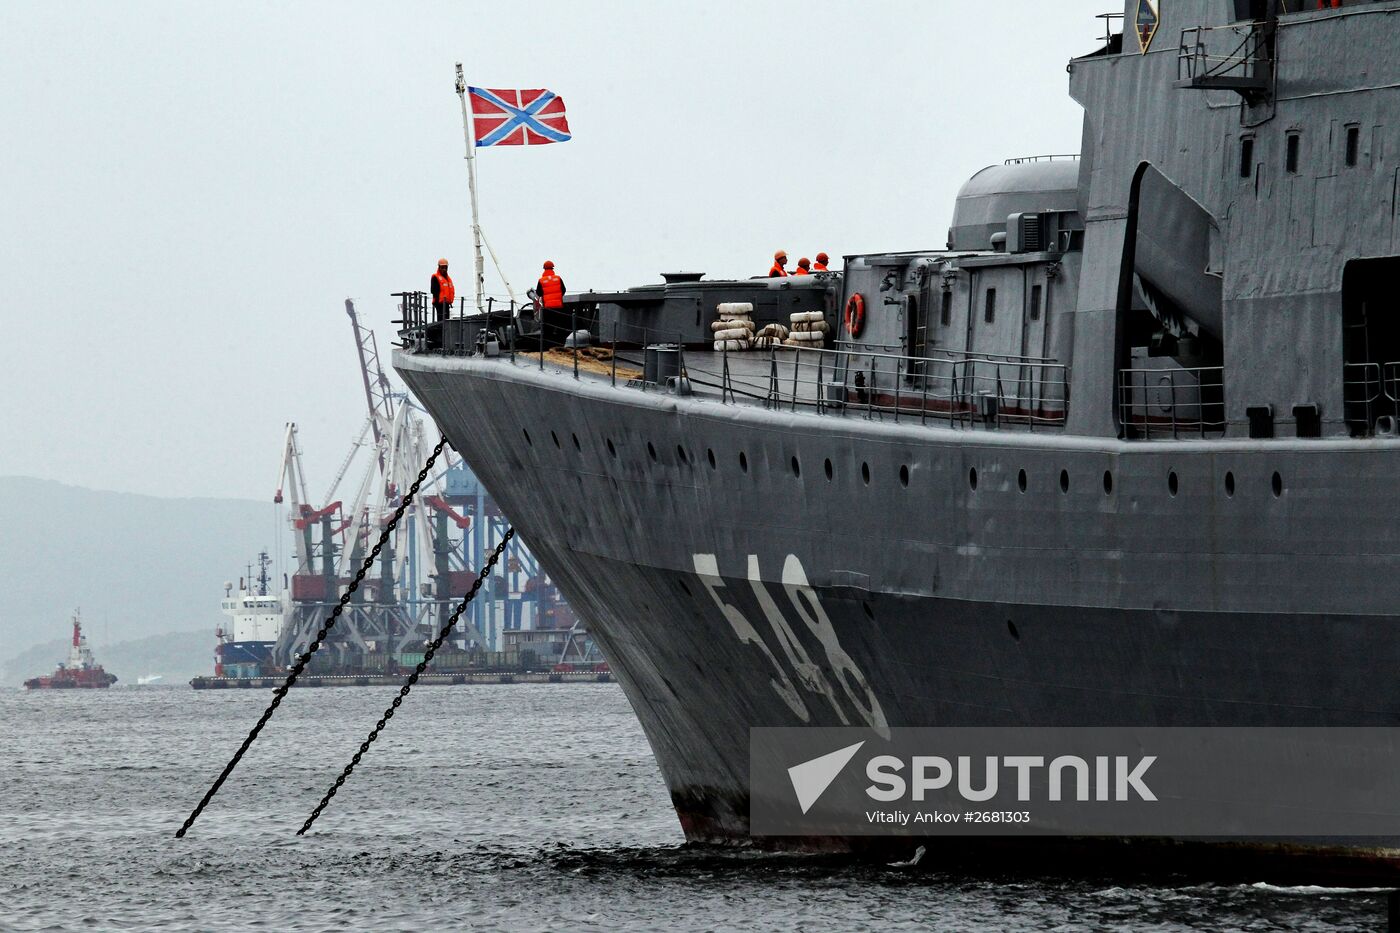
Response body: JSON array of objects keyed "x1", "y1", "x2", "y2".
[{"x1": 496, "y1": 343, "x2": 1069, "y2": 432}]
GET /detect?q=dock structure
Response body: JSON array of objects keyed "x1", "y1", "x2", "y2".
[{"x1": 190, "y1": 668, "x2": 612, "y2": 690}]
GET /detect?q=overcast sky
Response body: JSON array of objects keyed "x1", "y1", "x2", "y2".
[{"x1": 2, "y1": 1, "x2": 1107, "y2": 501}]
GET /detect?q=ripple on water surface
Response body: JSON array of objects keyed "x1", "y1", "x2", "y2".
[{"x1": 0, "y1": 685, "x2": 1384, "y2": 931}]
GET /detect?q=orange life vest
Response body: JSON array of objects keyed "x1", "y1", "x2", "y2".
[
  {"x1": 769, "y1": 263, "x2": 787, "y2": 278},
  {"x1": 813, "y1": 261, "x2": 829, "y2": 272},
  {"x1": 432, "y1": 271, "x2": 455, "y2": 304},
  {"x1": 793, "y1": 266, "x2": 810, "y2": 276},
  {"x1": 538, "y1": 271, "x2": 564, "y2": 309}
]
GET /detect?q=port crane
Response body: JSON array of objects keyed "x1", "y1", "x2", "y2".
[{"x1": 264, "y1": 300, "x2": 586, "y2": 673}]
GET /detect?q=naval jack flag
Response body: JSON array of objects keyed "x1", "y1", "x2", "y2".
[{"x1": 467, "y1": 87, "x2": 572, "y2": 147}]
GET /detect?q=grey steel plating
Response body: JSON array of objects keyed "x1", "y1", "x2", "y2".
[{"x1": 396, "y1": 1, "x2": 1400, "y2": 878}]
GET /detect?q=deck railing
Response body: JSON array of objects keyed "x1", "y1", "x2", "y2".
[
  {"x1": 1118, "y1": 365, "x2": 1226, "y2": 439},
  {"x1": 1176, "y1": 20, "x2": 1271, "y2": 100},
  {"x1": 397, "y1": 300, "x2": 1071, "y2": 432},
  {"x1": 681, "y1": 342, "x2": 1069, "y2": 431}
]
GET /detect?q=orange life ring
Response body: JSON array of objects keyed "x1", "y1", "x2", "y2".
[{"x1": 844, "y1": 293, "x2": 866, "y2": 338}]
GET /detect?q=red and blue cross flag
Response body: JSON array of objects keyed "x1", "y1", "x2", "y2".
[{"x1": 467, "y1": 87, "x2": 572, "y2": 147}]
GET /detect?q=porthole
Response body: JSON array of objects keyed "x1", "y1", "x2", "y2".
[
  {"x1": 707, "y1": 448, "x2": 717, "y2": 469},
  {"x1": 1007, "y1": 619, "x2": 1020, "y2": 641},
  {"x1": 899, "y1": 465, "x2": 910, "y2": 488},
  {"x1": 1272, "y1": 471, "x2": 1283, "y2": 498},
  {"x1": 606, "y1": 438, "x2": 616, "y2": 458},
  {"x1": 1103, "y1": 470, "x2": 1113, "y2": 495},
  {"x1": 647, "y1": 441, "x2": 658, "y2": 462},
  {"x1": 523, "y1": 429, "x2": 533, "y2": 447},
  {"x1": 678, "y1": 579, "x2": 692, "y2": 598},
  {"x1": 862, "y1": 601, "x2": 875, "y2": 621},
  {"x1": 861, "y1": 462, "x2": 871, "y2": 485},
  {"x1": 824, "y1": 458, "x2": 834, "y2": 482},
  {"x1": 677, "y1": 445, "x2": 688, "y2": 465},
  {"x1": 1059, "y1": 469, "x2": 1070, "y2": 494},
  {"x1": 550, "y1": 430, "x2": 560, "y2": 449},
  {"x1": 969, "y1": 467, "x2": 979, "y2": 491},
  {"x1": 1168, "y1": 471, "x2": 1179, "y2": 497},
  {"x1": 790, "y1": 456, "x2": 801, "y2": 478},
  {"x1": 1224, "y1": 471, "x2": 1235, "y2": 497},
  {"x1": 739, "y1": 451, "x2": 749, "y2": 473},
  {"x1": 571, "y1": 433, "x2": 581, "y2": 451},
  {"x1": 1017, "y1": 469, "x2": 1027, "y2": 493}
]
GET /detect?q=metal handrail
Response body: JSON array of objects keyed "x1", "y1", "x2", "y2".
[
  {"x1": 1177, "y1": 21, "x2": 1268, "y2": 83},
  {"x1": 400, "y1": 311, "x2": 1070, "y2": 432},
  {"x1": 831, "y1": 338, "x2": 1060, "y2": 366},
  {"x1": 691, "y1": 343, "x2": 1069, "y2": 431},
  {"x1": 1118, "y1": 365, "x2": 1226, "y2": 439}
]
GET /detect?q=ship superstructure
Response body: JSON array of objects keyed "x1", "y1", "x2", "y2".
[
  {"x1": 394, "y1": 0, "x2": 1400, "y2": 876},
  {"x1": 215, "y1": 551, "x2": 284, "y2": 678}
]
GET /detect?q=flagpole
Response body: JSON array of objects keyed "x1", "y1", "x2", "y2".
[
  {"x1": 454, "y1": 65, "x2": 519, "y2": 317},
  {"x1": 454, "y1": 63, "x2": 485, "y2": 316}
]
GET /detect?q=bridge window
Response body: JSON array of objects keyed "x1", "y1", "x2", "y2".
[
  {"x1": 1239, "y1": 136, "x2": 1254, "y2": 178},
  {"x1": 1345, "y1": 124, "x2": 1360, "y2": 167},
  {"x1": 984, "y1": 288, "x2": 997, "y2": 324},
  {"x1": 1285, "y1": 131, "x2": 1301, "y2": 175}
]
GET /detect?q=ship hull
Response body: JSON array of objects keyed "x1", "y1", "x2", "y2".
[
  {"x1": 396, "y1": 352, "x2": 1400, "y2": 878},
  {"x1": 24, "y1": 671, "x2": 117, "y2": 689}
]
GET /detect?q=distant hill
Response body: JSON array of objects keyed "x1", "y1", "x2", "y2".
[
  {"x1": 1, "y1": 628, "x2": 211, "y2": 687},
  {"x1": 0, "y1": 476, "x2": 280, "y2": 666}
]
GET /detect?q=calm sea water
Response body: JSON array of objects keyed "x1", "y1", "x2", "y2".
[{"x1": 0, "y1": 684, "x2": 1385, "y2": 931}]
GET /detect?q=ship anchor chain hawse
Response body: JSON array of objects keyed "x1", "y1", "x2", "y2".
[{"x1": 382, "y1": 0, "x2": 1400, "y2": 885}]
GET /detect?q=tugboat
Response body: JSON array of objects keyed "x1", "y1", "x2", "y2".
[{"x1": 24, "y1": 611, "x2": 118, "y2": 689}]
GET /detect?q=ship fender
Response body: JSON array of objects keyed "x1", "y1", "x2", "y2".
[{"x1": 844, "y1": 293, "x2": 866, "y2": 337}]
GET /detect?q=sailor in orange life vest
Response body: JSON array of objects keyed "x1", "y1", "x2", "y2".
[
  {"x1": 813, "y1": 252, "x2": 830, "y2": 272},
  {"x1": 430, "y1": 258, "x2": 455, "y2": 321},
  {"x1": 793, "y1": 257, "x2": 812, "y2": 275},
  {"x1": 768, "y1": 250, "x2": 788, "y2": 277},
  {"x1": 536, "y1": 260, "x2": 568, "y2": 347}
]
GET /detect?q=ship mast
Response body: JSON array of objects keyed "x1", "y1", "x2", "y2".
[{"x1": 454, "y1": 63, "x2": 518, "y2": 315}]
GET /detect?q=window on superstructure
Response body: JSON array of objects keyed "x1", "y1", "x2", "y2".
[
  {"x1": 984, "y1": 288, "x2": 997, "y2": 324},
  {"x1": 940, "y1": 289, "x2": 952, "y2": 327},
  {"x1": 1030, "y1": 284, "x2": 1043, "y2": 322},
  {"x1": 1345, "y1": 125, "x2": 1360, "y2": 167},
  {"x1": 1239, "y1": 136, "x2": 1254, "y2": 178},
  {"x1": 1285, "y1": 132, "x2": 1301, "y2": 174}
]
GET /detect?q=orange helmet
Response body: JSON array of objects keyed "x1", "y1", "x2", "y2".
[
  {"x1": 816, "y1": 252, "x2": 829, "y2": 263},
  {"x1": 774, "y1": 250, "x2": 787, "y2": 260},
  {"x1": 437, "y1": 258, "x2": 449, "y2": 267},
  {"x1": 543, "y1": 260, "x2": 555, "y2": 270},
  {"x1": 797, "y1": 257, "x2": 811, "y2": 269}
]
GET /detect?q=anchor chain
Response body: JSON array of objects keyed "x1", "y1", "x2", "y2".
[
  {"x1": 297, "y1": 527, "x2": 516, "y2": 835},
  {"x1": 175, "y1": 435, "x2": 451, "y2": 838}
]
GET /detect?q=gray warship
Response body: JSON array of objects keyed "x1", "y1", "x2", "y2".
[{"x1": 397, "y1": 1, "x2": 1400, "y2": 878}]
